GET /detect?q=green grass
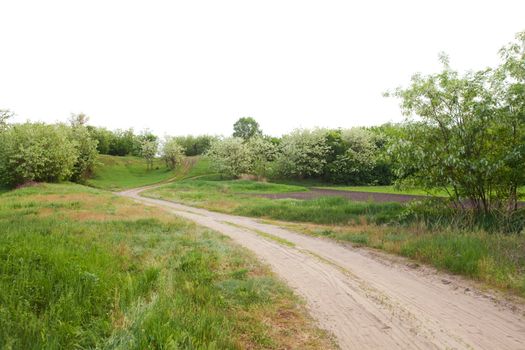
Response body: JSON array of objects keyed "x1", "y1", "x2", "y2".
[
  {"x1": 146, "y1": 178, "x2": 525, "y2": 297},
  {"x1": 87, "y1": 155, "x2": 176, "y2": 191},
  {"x1": 143, "y1": 179, "x2": 404, "y2": 225},
  {"x1": 284, "y1": 221, "x2": 525, "y2": 296},
  {"x1": 318, "y1": 185, "x2": 525, "y2": 198},
  {"x1": 0, "y1": 183, "x2": 333, "y2": 349},
  {"x1": 317, "y1": 185, "x2": 448, "y2": 196}
]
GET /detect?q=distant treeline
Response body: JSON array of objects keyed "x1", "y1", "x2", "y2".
[{"x1": 87, "y1": 126, "x2": 216, "y2": 157}]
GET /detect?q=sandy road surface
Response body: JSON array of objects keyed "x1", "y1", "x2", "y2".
[{"x1": 120, "y1": 186, "x2": 525, "y2": 350}]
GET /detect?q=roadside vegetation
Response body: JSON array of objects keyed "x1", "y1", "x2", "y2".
[
  {"x1": 0, "y1": 183, "x2": 334, "y2": 349},
  {"x1": 87, "y1": 155, "x2": 174, "y2": 191},
  {"x1": 0, "y1": 29, "x2": 524, "y2": 346}
]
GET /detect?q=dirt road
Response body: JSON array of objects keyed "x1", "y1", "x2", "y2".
[{"x1": 120, "y1": 186, "x2": 525, "y2": 350}]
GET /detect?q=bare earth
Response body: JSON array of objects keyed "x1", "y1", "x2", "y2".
[{"x1": 120, "y1": 186, "x2": 525, "y2": 350}]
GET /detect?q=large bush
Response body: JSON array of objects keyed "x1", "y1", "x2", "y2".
[
  {"x1": 206, "y1": 137, "x2": 251, "y2": 178},
  {"x1": 325, "y1": 128, "x2": 389, "y2": 185},
  {"x1": 0, "y1": 123, "x2": 78, "y2": 187},
  {"x1": 70, "y1": 125, "x2": 98, "y2": 182},
  {"x1": 174, "y1": 135, "x2": 215, "y2": 156},
  {"x1": 275, "y1": 129, "x2": 329, "y2": 178},
  {"x1": 161, "y1": 137, "x2": 185, "y2": 169}
]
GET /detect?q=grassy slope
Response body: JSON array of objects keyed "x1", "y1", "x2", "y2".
[
  {"x1": 0, "y1": 183, "x2": 333, "y2": 349},
  {"x1": 145, "y1": 178, "x2": 525, "y2": 297},
  {"x1": 87, "y1": 155, "x2": 175, "y2": 191}
]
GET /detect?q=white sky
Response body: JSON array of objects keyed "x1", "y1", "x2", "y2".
[{"x1": 1, "y1": 1, "x2": 524, "y2": 137}]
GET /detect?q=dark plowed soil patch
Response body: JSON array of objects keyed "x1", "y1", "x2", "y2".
[{"x1": 255, "y1": 188, "x2": 428, "y2": 203}]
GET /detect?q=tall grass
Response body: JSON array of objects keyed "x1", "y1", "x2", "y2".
[
  {"x1": 146, "y1": 178, "x2": 525, "y2": 296},
  {"x1": 0, "y1": 184, "x2": 333, "y2": 349}
]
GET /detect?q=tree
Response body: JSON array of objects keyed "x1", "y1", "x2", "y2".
[
  {"x1": 232, "y1": 117, "x2": 262, "y2": 140},
  {"x1": 161, "y1": 137, "x2": 185, "y2": 169},
  {"x1": 0, "y1": 109, "x2": 14, "y2": 132},
  {"x1": 388, "y1": 36, "x2": 525, "y2": 213},
  {"x1": 68, "y1": 112, "x2": 90, "y2": 127},
  {"x1": 69, "y1": 119, "x2": 99, "y2": 182},
  {"x1": 173, "y1": 135, "x2": 216, "y2": 156},
  {"x1": 87, "y1": 126, "x2": 114, "y2": 154},
  {"x1": 207, "y1": 137, "x2": 251, "y2": 178},
  {"x1": 140, "y1": 139, "x2": 158, "y2": 170},
  {"x1": 246, "y1": 136, "x2": 277, "y2": 179},
  {"x1": 325, "y1": 128, "x2": 382, "y2": 184},
  {"x1": 275, "y1": 129, "x2": 329, "y2": 178},
  {"x1": 108, "y1": 129, "x2": 137, "y2": 156},
  {"x1": 0, "y1": 123, "x2": 78, "y2": 187}
]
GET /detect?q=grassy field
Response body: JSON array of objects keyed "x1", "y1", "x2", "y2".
[
  {"x1": 0, "y1": 183, "x2": 334, "y2": 349},
  {"x1": 143, "y1": 179, "x2": 404, "y2": 225},
  {"x1": 318, "y1": 185, "x2": 525, "y2": 198},
  {"x1": 145, "y1": 177, "x2": 525, "y2": 297},
  {"x1": 318, "y1": 185, "x2": 447, "y2": 196},
  {"x1": 87, "y1": 155, "x2": 175, "y2": 191}
]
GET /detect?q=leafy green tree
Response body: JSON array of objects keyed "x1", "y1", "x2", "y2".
[
  {"x1": 174, "y1": 135, "x2": 216, "y2": 156},
  {"x1": 232, "y1": 117, "x2": 262, "y2": 140},
  {"x1": 140, "y1": 139, "x2": 158, "y2": 170},
  {"x1": 207, "y1": 137, "x2": 251, "y2": 178},
  {"x1": 389, "y1": 34, "x2": 525, "y2": 213},
  {"x1": 246, "y1": 136, "x2": 277, "y2": 179},
  {"x1": 325, "y1": 128, "x2": 380, "y2": 184},
  {"x1": 0, "y1": 123, "x2": 78, "y2": 187},
  {"x1": 275, "y1": 129, "x2": 329, "y2": 178},
  {"x1": 0, "y1": 109, "x2": 14, "y2": 132},
  {"x1": 109, "y1": 129, "x2": 136, "y2": 156},
  {"x1": 161, "y1": 137, "x2": 185, "y2": 169},
  {"x1": 69, "y1": 114, "x2": 99, "y2": 182},
  {"x1": 87, "y1": 126, "x2": 114, "y2": 154}
]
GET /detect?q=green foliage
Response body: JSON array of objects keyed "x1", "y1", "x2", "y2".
[
  {"x1": 232, "y1": 117, "x2": 262, "y2": 140},
  {"x1": 173, "y1": 135, "x2": 216, "y2": 156},
  {"x1": 109, "y1": 129, "x2": 138, "y2": 156},
  {"x1": 0, "y1": 109, "x2": 14, "y2": 132},
  {"x1": 207, "y1": 137, "x2": 252, "y2": 178},
  {"x1": 246, "y1": 136, "x2": 277, "y2": 179},
  {"x1": 0, "y1": 123, "x2": 78, "y2": 187},
  {"x1": 161, "y1": 137, "x2": 185, "y2": 169},
  {"x1": 324, "y1": 128, "x2": 393, "y2": 185},
  {"x1": 87, "y1": 126, "x2": 113, "y2": 154},
  {"x1": 275, "y1": 129, "x2": 330, "y2": 178},
  {"x1": 140, "y1": 139, "x2": 158, "y2": 170},
  {"x1": 70, "y1": 122, "x2": 99, "y2": 182},
  {"x1": 389, "y1": 32, "x2": 525, "y2": 213}
]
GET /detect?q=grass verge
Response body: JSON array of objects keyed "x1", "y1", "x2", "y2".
[
  {"x1": 0, "y1": 183, "x2": 334, "y2": 349},
  {"x1": 145, "y1": 178, "x2": 525, "y2": 298},
  {"x1": 143, "y1": 179, "x2": 402, "y2": 225},
  {"x1": 271, "y1": 220, "x2": 525, "y2": 297}
]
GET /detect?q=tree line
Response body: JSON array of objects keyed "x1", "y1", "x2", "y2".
[{"x1": 1, "y1": 31, "x2": 523, "y2": 215}]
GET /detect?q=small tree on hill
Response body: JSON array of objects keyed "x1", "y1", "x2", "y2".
[
  {"x1": 141, "y1": 139, "x2": 158, "y2": 170},
  {"x1": 233, "y1": 117, "x2": 262, "y2": 140},
  {"x1": 161, "y1": 137, "x2": 185, "y2": 169}
]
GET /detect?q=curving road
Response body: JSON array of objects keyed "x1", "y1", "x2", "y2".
[{"x1": 120, "y1": 186, "x2": 525, "y2": 350}]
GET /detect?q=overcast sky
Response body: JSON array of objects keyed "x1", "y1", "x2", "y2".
[{"x1": 1, "y1": 1, "x2": 524, "y2": 136}]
